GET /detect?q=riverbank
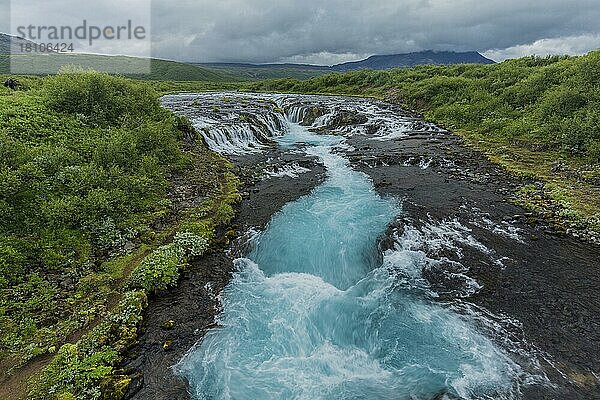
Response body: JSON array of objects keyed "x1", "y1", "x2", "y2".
[
  {"x1": 0, "y1": 74, "x2": 241, "y2": 399},
  {"x1": 127, "y1": 93, "x2": 599, "y2": 399}
]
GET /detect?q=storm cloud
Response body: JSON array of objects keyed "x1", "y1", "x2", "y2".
[{"x1": 3, "y1": 0, "x2": 600, "y2": 63}]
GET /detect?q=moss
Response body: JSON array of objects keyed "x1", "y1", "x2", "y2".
[
  {"x1": 160, "y1": 320, "x2": 175, "y2": 330},
  {"x1": 101, "y1": 376, "x2": 131, "y2": 400},
  {"x1": 56, "y1": 393, "x2": 77, "y2": 400},
  {"x1": 14, "y1": 74, "x2": 241, "y2": 399}
]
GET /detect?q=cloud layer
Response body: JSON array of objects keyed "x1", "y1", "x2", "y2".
[
  {"x1": 2, "y1": 0, "x2": 599, "y2": 63},
  {"x1": 483, "y1": 34, "x2": 600, "y2": 61},
  {"x1": 150, "y1": 0, "x2": 600, "y2": 64}
]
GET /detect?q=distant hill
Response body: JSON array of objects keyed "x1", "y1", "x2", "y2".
[
  {"x1": 1, "y1": 34, "x2": 495, "y2": 82},
  {"x1": 196, "y1": 63, "x2": 330, "y2": 80},
  {"x1": 0, "y1": 34, "x2": 45, "y2": 54},
  {"x1": 0, "y1": 33, "x2": 235, "y2": 81},
  {"x1": 332, "y1": 51, "x2": 495, "y2": 71},
  {"x1": 0, "y1": 52, "x2": 235, "y2": 81},
  {"x1": 197, "y1": 51, "x2": 495, "y2": 80}
]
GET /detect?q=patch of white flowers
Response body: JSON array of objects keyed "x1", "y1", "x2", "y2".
[
  {"x1": 129, "y1": 231, "x2": 210, "y2": 292},
  {"x1": 173, "y1": 231, "x2": 209, "y2": 257}
]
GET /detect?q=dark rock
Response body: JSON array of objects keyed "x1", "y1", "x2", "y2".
[
  {"x1": 325, "y1": 110, "x2": 368, "y2": 128},
  {"x1": 300, "y1": 106, "x2": 327, "y2": 126},
  {"x1": 3, "y1": 78, "x2": 20, "y2": 90}
]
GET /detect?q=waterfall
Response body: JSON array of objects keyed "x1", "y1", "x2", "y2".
[{"x1": 161, "y1": 93, "x2": 549, "y2": 400}]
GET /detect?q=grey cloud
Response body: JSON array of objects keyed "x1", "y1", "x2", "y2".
[
  {"x1": 484, "y1": 34, "x2": 600, "y2": 61},
  {"x1": 150, "y1": 0, "x2": 600, "y2": 64},
  {"x1": 2, "y1": 0, "x2": 600, "y2": 64}
]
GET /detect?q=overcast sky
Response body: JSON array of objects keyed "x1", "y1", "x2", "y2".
[{"x1": 3, "y1": 0, "x2": 600, "y2": 64}]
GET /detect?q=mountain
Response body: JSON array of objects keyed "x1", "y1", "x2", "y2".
[
  {"x1": 197, "y1": 51, "x2": 495, "y2": 80},
  {"x1": 332, "y1": 51, "x2": 495, "y2": 71}
]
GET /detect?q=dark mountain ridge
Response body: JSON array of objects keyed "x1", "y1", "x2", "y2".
[
  {"x1": 198, "y1": 50, "x2": 495, "y2": 79},
  {"x1": 332, "y1": 50, "x2": 495, "y2": 71}
]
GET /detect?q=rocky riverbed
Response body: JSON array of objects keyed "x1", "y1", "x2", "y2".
[{"x1": 123, "y1": 93, "x2": 600, "y2": 400}]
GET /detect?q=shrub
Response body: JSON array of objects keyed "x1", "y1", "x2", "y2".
[
  {"x1": 128, "y1": 231, "x2": 209, "y2": 293},
  {"x1": 43, "y1": 71, "x2": 162, "y2": 127},
  {"x1": 173, "y1": 231, "x2": 209, "y2": 257},
  {"x1": 127, "y1": 243, "x2": 184, "y2": 293}
]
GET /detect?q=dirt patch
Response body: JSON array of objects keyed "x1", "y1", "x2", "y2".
[{"x1": 0, "y1": 355, "x2": 52, "y2": 400}]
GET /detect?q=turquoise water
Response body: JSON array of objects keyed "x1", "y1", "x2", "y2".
[{"x1": 176, "y1": 123, "x2": 521, "y2": 400}]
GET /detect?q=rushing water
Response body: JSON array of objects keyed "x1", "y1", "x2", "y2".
[{"x1": 175, "y1": 116, "x2": 525, "y2": 399}]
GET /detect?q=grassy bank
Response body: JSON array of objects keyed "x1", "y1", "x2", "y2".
[
  {"x1": 0, "y1": 72, "x2": 240, "y2": 399},
  {"x1": 249, "y1": 51, "x2": 600, "y2": 236}
]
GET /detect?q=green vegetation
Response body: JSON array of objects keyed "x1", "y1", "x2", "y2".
[
  {"x1": 0, "y1": 71, "x2": 240, "y2": 399},
  {"x1": 249, "y1": 51, "x2": 600, "y2": 233},
  {"x1": 0, "y1": 54, "x2": 239, "y2": 81}
]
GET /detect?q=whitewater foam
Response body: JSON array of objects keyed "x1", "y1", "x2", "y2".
[{"x1": 170, "y1": 94, "x2": 549, "y2": 400}]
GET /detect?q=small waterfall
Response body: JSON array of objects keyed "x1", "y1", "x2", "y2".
[
  {"x1": 162, "y1": 93, "x2": 289, "y2": 155},
  {"x1": 253, "y1": 113, "x2": 288, "y2": 136},
  {"x1": 284, "y1": 104, "x2": 309, "y2": 123},
  {"x1": 162, "y1": 92, "x2": 447, "y2": 156},
  {"x1": 200, "y1": 124, "x2": 270, "y2": 155}
]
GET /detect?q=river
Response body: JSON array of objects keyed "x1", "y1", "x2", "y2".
[{"x1": 168, "y1": 94, "x2": 535, "y2": 399}]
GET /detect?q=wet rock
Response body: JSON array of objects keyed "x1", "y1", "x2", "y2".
[
  {"x1": 365, "y1": 124, "x2": 379, "y2": 135},
  {"x1": 300, "y1": 106, "x2": 327, "y2": 125},
  {"x1": 325, "y1": 110, "x2": 368, "y2": 128}
]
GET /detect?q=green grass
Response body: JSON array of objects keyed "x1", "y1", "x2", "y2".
[
  {"x1": 248, "y1": 51, "x2": 600, "y2": 232},
  {"x1": 0, "y1": 71, "x2": 241, "y2": 399}
]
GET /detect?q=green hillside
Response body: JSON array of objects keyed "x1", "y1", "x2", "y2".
[{"x1": 0, "y1": 53, "x2": 239, "y2": 81}]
